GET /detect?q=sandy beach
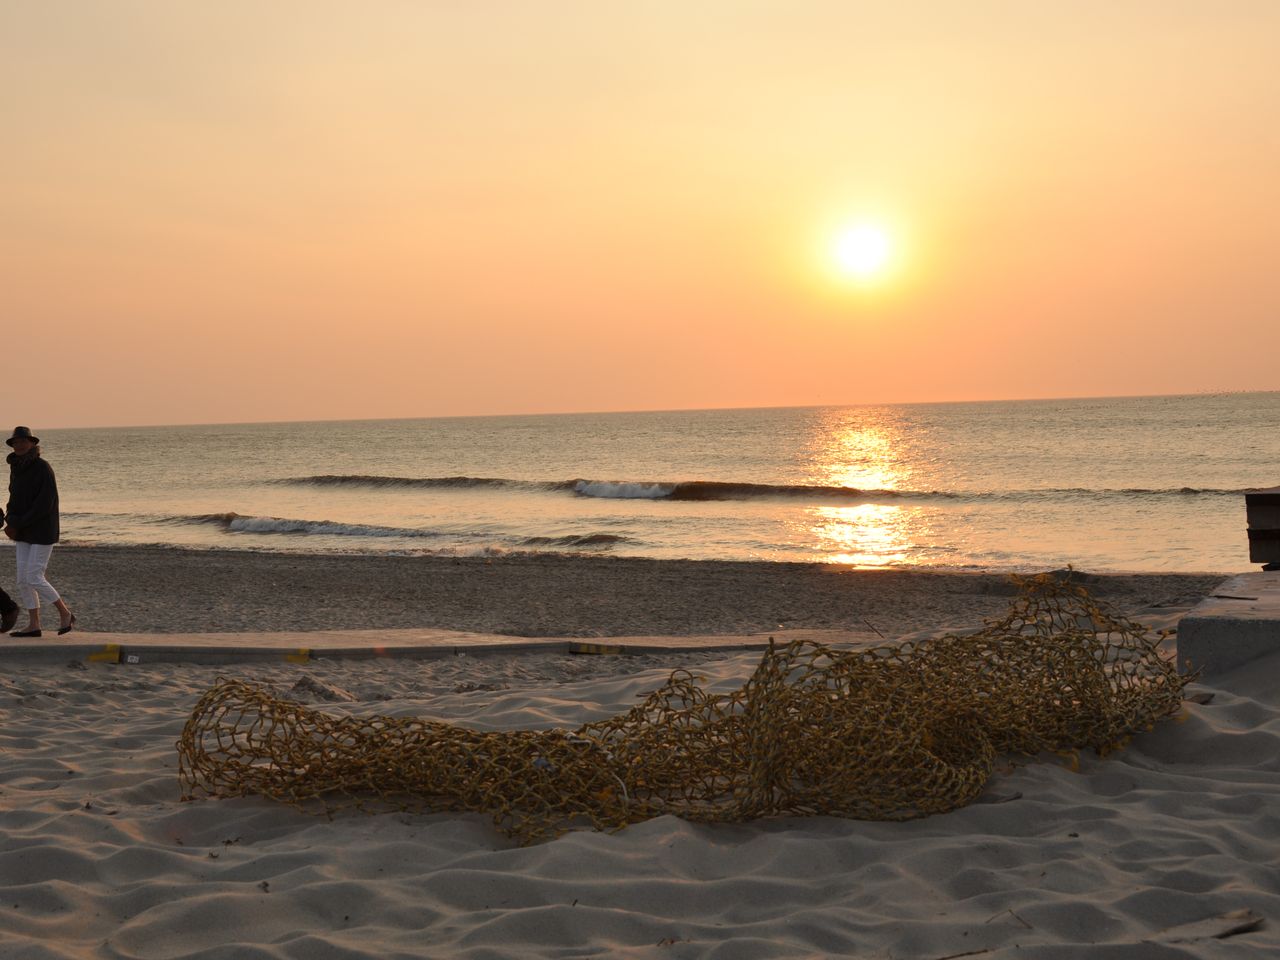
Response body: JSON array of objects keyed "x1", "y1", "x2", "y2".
[
  {"x1": 41, "y1": 545, "x2": 1225, "y2": 637},
  {"x1": 2, "y1": 550, "x2": 1274, "y2": 957}
]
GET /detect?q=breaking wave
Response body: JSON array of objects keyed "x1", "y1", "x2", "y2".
[
  {"x1": 273, "y1": 475, "x2": 527, "y2": 490},
  {"x1": 152, "y1": 512, "x2": 443, "y2": 539},
  {"x1": 134, "y1": 511, "x2": 632, "y2": 549},
  {"x1": 572, "y1": 480, "x2": 961, "y2": 501},
  {"x1": 519, "y1": 533, "x2": 632, "y2": 548},
  {"x1": 272, "y1": 474, "x2": 1261, "y2": 503}
]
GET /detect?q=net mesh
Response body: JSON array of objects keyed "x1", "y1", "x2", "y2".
[{"x1": 177, "y1": 574, "x2": 1193, "y2": 843}]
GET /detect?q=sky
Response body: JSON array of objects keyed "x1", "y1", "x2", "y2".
[{"x1": 3, "y1": 1, "x2": 1278, "y2": 428}]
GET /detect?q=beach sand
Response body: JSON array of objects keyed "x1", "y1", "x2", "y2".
[
  {"x1": 45, "y1": 546, "x2": 1224, "y2": 636},
  {"x1": 3, "y1": 550, "x2": 1274, "y2": 957}
]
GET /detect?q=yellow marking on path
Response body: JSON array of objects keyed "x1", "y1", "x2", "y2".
[{"x1": 569, "y1": 642, "x2": 624, "y2": 656}]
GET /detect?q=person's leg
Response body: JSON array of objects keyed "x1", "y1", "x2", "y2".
[
  {"x1": 15, "y1": 541, "x2": 41, "y2": 632},
  {"x1": 22, "y1": 543, "x2": 68, "y2": 630},
  {"x1": 0, "y1": 585, "x2": 16, "y2": 632}
]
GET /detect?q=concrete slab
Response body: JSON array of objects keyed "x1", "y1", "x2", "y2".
[
  {"x1": 1176, "y1": 572, "x2": 1280, "y2": 676},
  {"x1": 0, "y1": 627, "x2": 872, "y2": 666}
]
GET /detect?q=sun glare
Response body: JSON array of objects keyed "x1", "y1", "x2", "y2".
[{"x1": 831, "y1": 224, "x2": 893, "y2": 282}]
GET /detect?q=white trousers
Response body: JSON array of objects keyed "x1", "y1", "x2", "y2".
[{"x1": 16, "y1": 542, "x2": 60, "y2": 610}]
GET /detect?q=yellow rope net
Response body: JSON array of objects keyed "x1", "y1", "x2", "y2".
[{"x1": 177, "y1": 574, "x2": 1192, "y2": 843}]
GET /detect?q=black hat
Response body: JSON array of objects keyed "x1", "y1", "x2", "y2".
[{"x1": 5, "y1": 426, "x2": 39, "y2": 447}]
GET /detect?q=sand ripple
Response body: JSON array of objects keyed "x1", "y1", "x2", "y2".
[{"x1": 2, "y1": 647, "x2": 1278, "y2": 958}]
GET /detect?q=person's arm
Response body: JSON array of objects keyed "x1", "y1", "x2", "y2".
[{"x1": 4, "y1": 464, "x2": 55, "y2": 532}]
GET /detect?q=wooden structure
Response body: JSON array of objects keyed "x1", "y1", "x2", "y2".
[{"x1": 1246, "y1": 487, "x2": 1280, "y2": 571}]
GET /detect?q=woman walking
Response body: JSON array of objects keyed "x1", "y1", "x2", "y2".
[{"x1": 5, "y1": 426, "x2": 74, "y2": 637}]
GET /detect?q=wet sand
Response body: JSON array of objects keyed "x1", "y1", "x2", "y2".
[{"x1": 40, "y1": 545, "x2": 1226, "y2": 637}]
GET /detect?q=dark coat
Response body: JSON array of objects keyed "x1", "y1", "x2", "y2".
[{"x1": 5, "y1": 453, "x2": 60, "y2": 545}]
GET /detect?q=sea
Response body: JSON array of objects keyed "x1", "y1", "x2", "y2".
[{"x1": 27, "y1": 391, "x2": 1278, "y2": 574}]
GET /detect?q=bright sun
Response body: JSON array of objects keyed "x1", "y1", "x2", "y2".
[{"x1": 831, "y1": 224, "x2": 893, "y2": 282}]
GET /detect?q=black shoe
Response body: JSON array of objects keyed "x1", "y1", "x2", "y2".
[
  {"x1": 10, "y1": 629, "x2": 41, "y2": 638},
  {"x1": 0, "y1": 608, "x2": 16, "y2": 633},
  {"x1": 57, "y1": 615, "x2": 77, "y2": 636}
]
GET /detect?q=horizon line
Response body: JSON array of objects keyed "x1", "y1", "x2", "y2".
[{"x1": 32, "y1": 387, "x2": 1276, "y2": 432}]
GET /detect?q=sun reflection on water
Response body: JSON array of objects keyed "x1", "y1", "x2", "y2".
[
  {"x1": 807, "y1": 503, "x2": 916, "y2": 566},
  {"x1": 805, "y1": 412, "x2": 930, "y2": 566},
  {"x1": 812, "y1": 416, "x2": 911, "y2": 492}
]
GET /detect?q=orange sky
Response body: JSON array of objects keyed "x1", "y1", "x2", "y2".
[{"x1": 3, "y1": 2, "x2": 1278, "y2": 428}]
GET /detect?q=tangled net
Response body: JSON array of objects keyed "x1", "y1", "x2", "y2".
[{"x1": 177, "y1": 574, "x2": 1192, "y2": 843}]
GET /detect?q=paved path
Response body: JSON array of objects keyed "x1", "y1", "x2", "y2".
[{"x1": 1178, "y1": 571, "x2": 1280, "y2": 676}]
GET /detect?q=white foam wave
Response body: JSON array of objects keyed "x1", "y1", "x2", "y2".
[
  {"x1": 573, "y1": 480, "x2": 676, "y2": 500},
  {"x1": 427, "y1": 544, "x2": 511, "y2": 558},
  {"x1": 225, "y1": 516, "x2": 439, "y2": 539}
]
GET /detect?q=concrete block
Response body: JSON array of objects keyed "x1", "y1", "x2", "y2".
[{"x1": 1176, "y1": 572, "x2": 1280, "y2": 676}]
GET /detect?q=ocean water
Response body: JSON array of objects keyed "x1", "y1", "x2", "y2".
[{"x1": 24, "y1": 392, "x2": 1278, "y2": 573}]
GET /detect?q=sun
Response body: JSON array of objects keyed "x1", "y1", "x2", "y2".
[{"x1": 830, "y1": 223, "x2": 894, "y2": 282}]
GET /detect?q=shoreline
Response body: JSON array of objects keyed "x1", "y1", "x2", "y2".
[{"x1": 32, "y1": 544, "x2": 1229, "y2": 636}]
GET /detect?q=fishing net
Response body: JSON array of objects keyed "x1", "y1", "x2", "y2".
[{"x1": 177, "y1": 573, "x2": 1193, "y2": 843}]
